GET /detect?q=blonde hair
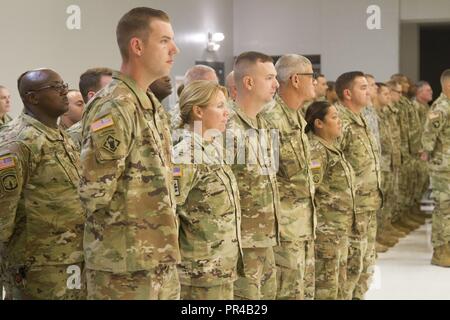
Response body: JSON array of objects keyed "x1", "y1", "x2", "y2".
[{"x1": 178, "y1": 80, "x2": 228, "y2": 127}]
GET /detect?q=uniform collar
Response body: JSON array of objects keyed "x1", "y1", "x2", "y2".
[
  {"x1": 312, "y1": 134, "x2": 340, "y2": 154},
  {"x1": 274, "y1": 94, "x2": 303, "y2": 129},
  {"x1": 113, "y1": 71, "x2": 159, "y2": 111},
  {"x1": 21, "y1": 112, "x2": 63, "y2": 142},
  {"x1": 231, "y1": 101, "x2": 260, "y2": 129},
  {"x1": 336, "y1": 101, "x2": 365, "y2": 127}
]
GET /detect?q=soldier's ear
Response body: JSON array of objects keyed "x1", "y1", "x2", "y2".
[
  {"x1": 242, "y1": 76, "x2": 253, "y2": 91},
  {"x1": 192, "y1": 105, "x2": 204, "y2": 120},
  {"x1": 129, "y1": 37, "x2": 143, "y2": 57},
  {"x1": 343, "y1": 88, "x2": 352, "y2": 101},
  {"x1": 314, "y1": 118, "x2": 324, "y2": 129}
]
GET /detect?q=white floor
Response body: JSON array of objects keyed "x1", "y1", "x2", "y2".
[{"x1": 366, "y1": 219, "x2": 450, "y2": 300}]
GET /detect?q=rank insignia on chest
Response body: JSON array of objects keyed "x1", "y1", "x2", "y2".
[
  {"x1": 312, "y1": 174, "x2": 321, "y2": 184},
  {"x1": 103, "y1": 135, "x2": 121, "y2": 153},
  {"x1": 0, "y1": 156, "x2": 15, "y2": 171},
  {"x1": 173, "y1": 179, "x2": 180, "y2": 196},
  {"x1": 173, "y1": 166, "x2": 182, "y2": 177}
]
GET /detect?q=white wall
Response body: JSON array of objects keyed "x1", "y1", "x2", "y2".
[
  {"x1": 233, "y1": 0, "x2": 400, "y2": 82},
  {"x1": 0, "y1": 0, "x2": 234, "y2": 118},
  {"x1": 399, "y1": 23, "x2": 420, "y2": 82}
]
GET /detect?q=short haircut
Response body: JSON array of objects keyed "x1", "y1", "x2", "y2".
[
  {"x1": 184, "y1": 65, "x2": 217, "y2": 85},
  {"x1": 440, "y1": 69, "x2": 450, "y2": 86},
  {"x1": 326, "y1": 81, "x2": 335, "y2": 92},
  {"x1": 415, "y1": 80, "x2": 430, "y2": 91},
  {"x1": 365, "y1": 74, "x2": 375, "y2": 80},
  {"x1": 178, "y1": 80, "x2": 228, "y2": 127},
  {"x1": 116, "y1": 7, "x2": 170, "y2": 61},
  {"x1": 376, "y1": 82, "x2": 388, "y2": 93},
  {"x1": 79, "y1": 67, "x2": 113, "y2": 103},
  {"x1": 234, "y1": 51, "x2": 273, "y2": 85},
  {"x1": 386, "y1": 80, "x2": 401, "y2": 90},
  {"x1": 274, "y1": 54, "x2": 312, "y2": 84},
  {"x1": 335, "y1": 71, "x2": 365, "y2": 101}
]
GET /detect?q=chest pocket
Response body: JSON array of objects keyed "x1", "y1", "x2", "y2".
[
  {"x1": 35, "y1": 145, "x2": 79, "y2": 188},
  {"x1": 279, "y1": 131, "x2": 303, "y2": 179}
]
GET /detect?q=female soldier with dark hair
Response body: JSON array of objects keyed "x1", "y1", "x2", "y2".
[{"x1": 305, "y1": 101, "x2": 357, "y2": 300}]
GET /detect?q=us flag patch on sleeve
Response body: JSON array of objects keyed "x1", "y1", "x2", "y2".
[
  {"x1": 91, "y1": 116, "x2": 114, "y2": 132},
  {"x1": 0, "y1": 156, "x2": 15, "y2": 171},
  {"x1": 173, "y1": 166, "x2": 182, "y2": 177}
]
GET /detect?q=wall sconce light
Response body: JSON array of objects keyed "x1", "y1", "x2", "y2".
[{"x1": 207, "y1": 32, "x2": 225, "y2": 52}]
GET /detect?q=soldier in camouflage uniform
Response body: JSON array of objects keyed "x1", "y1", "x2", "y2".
[
  {"x1": 173, "y1": 81, "x2": 243, "y2": 299},
  {"x1": 335, "y1": 72, "x2": 382, "y2": 300},
  {"x1": 226, "y1": 52, "x2": 280, "y2": 300},
  {"x1": 361, "y1": 75, "x2": 381, "y2": 151},
  {"x1": 391, "y1": 74, "x2": 425, "y2": 230},
  {"x1": 261, "y1": 54, "x2": 316, "y2": 300},
  {"x1": 422, "y1": 69, "x2": 450, "y2": 267},
  {"x1": 305, "y1": 101, "x2": 356, "y2": 300},
  {"x1": 0, "y1": 86, "x2": 12, "y2": 127},
  {"x1": 79, "y1": 8, "x2": 181, "y2": 299},
  {"x1": 372, "y1": 83, "x2": 403, "y2": 250},
  {"x1": 66, "y1": 68, "x2": 113, "y2": 151},
  {"x1": 0, "y1": 69, "x2": 85, "y2": 300}
]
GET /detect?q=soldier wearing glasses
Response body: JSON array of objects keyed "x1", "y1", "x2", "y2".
[
  {"x1": 261, "y1": 54, "x2": 317, "y2": 300},
  {"x1": 0, "y1": 68, "x2": 85, "y2": 300}
]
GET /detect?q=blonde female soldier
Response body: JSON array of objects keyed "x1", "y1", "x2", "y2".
[{"x1": 173, "y1": 80, "x2": 243, "y2": 300}]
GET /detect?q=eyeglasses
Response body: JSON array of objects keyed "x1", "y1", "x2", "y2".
[
  {"x1": 26, "y1": 82, "x2": 69, "y2": 95},
  {"x1": 290, "y1": 72, "x2": 318, "y2": 80}
]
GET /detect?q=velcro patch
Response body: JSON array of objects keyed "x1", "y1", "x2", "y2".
[
  {"x1": 428, "y1": 112, "x2": 440, "y2": 120},
  {"x1": 0, "y1": 156, "x2": 15, "y2": 171},
  {"x1": 102, "y1": 135, "x2": 121, "y2": 153},
  {"x1": 1, "y1": 173, "x2": 18, "y2": 191},
  {"x1": 173, "y1": 179, "x2": 180, "y2": 196},
  {"x1": 173, "y1": 166, "x2": 182, "y2": 177},
  {"x1": 310, "y1": 160, "x2": 321, "y2": 170},
  {"x1": 91, "y1": 116, "x2": 114, "y2": 132}
]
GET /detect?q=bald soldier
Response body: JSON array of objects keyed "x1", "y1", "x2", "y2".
[
  {"x1": 0, "y1": 86, "x2": 12, "y2": 127},
  {"x1": 261, "y1": 54, "x2": 317, "y2": 300},
  {"x1": 0, "y1": 69, "x2": 85, "y2": 299},
  {"x1": 422, "y1": 69, "x2": 450, "y2": 267},
  {"x1": 79, "y1": 7, "x2": 181, "y2": 299},
  {"x1": 227, "y1": 51, "x2": 281, "y2": 300},
  {"x1": 335, "y1": 71, "x2": 382, "y2": 300}
]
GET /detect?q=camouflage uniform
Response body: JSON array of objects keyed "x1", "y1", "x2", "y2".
[
  {"x1": 413, "y1": 100, "x2": 430, "y2": 212},
  {"x1": 0, "y1": 113, "x2": 85, "y2": 300},
  {"x1": 380, "y1": 104, "x2": 402, "y2": 228},
  {"x1": 0, "y1": 114, "x2": 12, "y2": 127},
  {"x1": 309, "y1": 134, "x2": 356, "y2": 300},
  {"x1": 362, "y1": 105, "x2": 381, "y2": 151},
  {"x1": 422, "y1": 93, "x2": 450, "y2": 250},
  {"x1": 66, "y1": 121, "x2": 82, "y2": 152},
  {"x1": 375, "y1": 106, "x2": 401, "y2": 234},
  {"x1": 173, "y1": 130, "x2": 243, "y2": 300},
  {"x1": 226, "y1": 102, "x2": 280, "y2": 300},
  {"x1": 79, "y1": 71, "x2": 180, "y2": 300},
  {"x1": 261, "y1": 95, "x2": 316, "y2": 300},
  {"x1": 336, "y1": 102, "x2": 382, "y2": 300},
  {"x1": 397, "y1": 96, "x2": 423, "y2": 223}
]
